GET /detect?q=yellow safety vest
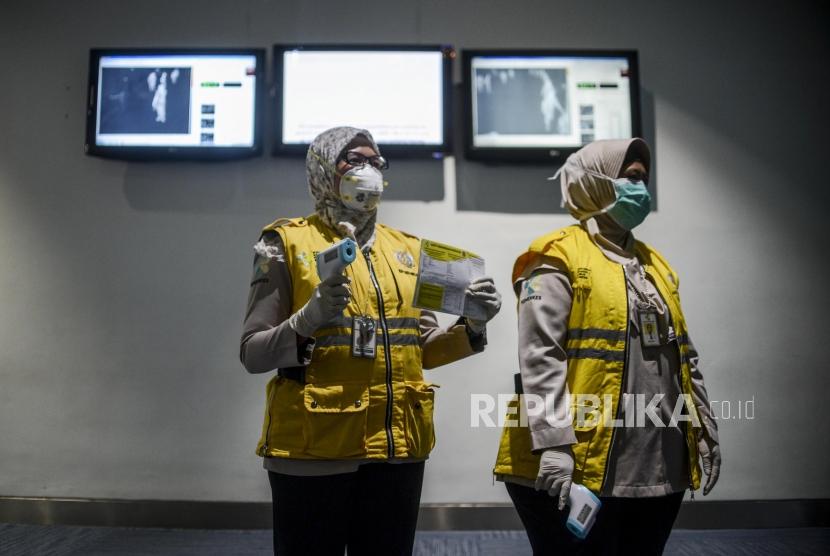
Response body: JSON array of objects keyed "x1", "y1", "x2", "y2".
[
  {"x1": 255, "y1": 215, "x2": 437, "y2": 460},
  {"x1": 493, "y1": 225, "x2": 702, "y2": 493}
]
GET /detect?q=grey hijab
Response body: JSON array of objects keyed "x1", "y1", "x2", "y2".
[{"x1": 306, "y1": 126, "x2": 382, "y2": 247}]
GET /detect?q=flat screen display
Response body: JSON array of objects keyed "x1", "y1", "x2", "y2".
[
  {"x1": 463, "y1": 49, "x2": 641, "y2": 162},
  {"x1": 86, "y1": 49, "x2": 264, "y2": 160},
  {"x1": 274, "y1": 45, "x2": 453, "y2": 156}
]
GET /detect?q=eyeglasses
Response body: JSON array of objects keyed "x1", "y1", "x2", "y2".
[{"x1": 339, "y1": 151, "x2": 389, "y2": 170}]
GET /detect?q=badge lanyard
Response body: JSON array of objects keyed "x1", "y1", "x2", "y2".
[
  {"x1": 346, "y1": 249, "x2": 377, "y2": 359},
  {"x1": 626, "y1": 262, "x2": 666, "y2": 348}
]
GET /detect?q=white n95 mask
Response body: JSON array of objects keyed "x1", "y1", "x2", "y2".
[{"x1": 339, "y1": 165, "x2": 385, "y2": 211}]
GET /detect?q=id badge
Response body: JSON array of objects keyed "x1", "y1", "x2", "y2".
[
  {"x1": 639, "y1": 310, "x2": 661, "y2": 347},
  {"x1": 352, "y1": 316, "x2": 377, "y2": 359}
]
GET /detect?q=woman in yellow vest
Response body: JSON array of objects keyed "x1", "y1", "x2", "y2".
[
  {"x1": 494, "y1": 138, "x2": 721, "y2": 555},
  {"x1": 240, "y1": 126, "x2": 501, "y2": 556}
]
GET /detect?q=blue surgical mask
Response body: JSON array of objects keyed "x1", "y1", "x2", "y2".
[{"x1": 608, "y1": 178, "x2": 651, "y2": 230}]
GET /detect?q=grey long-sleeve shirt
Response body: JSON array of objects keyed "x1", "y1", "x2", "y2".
[
  {"x1": 513, "y1": 248, "x2": 718, "y2": 497},
  {"x1": 240, "y1": 231, "x2": 485, "y2": 476}
]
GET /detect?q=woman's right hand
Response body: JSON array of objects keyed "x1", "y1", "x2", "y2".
[
  {"x1": 535, "y1": 446, "x2": 574, "y2": 510},
  {"x1": 288, "y1": 274, "x2": 351, "y2": 338}
]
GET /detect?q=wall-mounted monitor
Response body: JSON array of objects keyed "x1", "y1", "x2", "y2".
[
  {"x1": 462, "y1": 49, "x2": 641, "y2": 163},
  {"x1": 273, "y1": 44, "x2": 453, "y2": 157},
  {"x1": 85, "y1": 48, "x2": 264, "y2": 160}
]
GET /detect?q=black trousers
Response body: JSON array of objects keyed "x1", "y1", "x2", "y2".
[
  {"x1": 506, "y1": 482, "x2": 684, "y2": 556},
  {"x1": 268, "y1": 461, "x2": 425, "y2": 556}
]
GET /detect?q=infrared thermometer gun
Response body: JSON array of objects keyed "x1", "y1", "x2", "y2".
[
  {"x1": 565, "y1": 484, "x2": 602, "y2": 540},
  {"x1": 316, "y1": 238, "x2": 358, "y2": 280}
]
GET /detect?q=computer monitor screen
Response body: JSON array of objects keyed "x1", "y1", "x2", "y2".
[
  {"x1": 274, "y1": 45, "x2": 453, "y2": 156},
  {"x1": 463, "y1": 49, "x2": 640, "y2": 162},
  {"x1": 86, "y1": 49, "x2": 264, "y2": 160}
]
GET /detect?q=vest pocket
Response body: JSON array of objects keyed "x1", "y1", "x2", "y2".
[
  {"x1": 404, "y1": 383, "x2": 438, "y2": 458},
  {"x1": 303, "y1": 382, "x2": 370, "y2": 458},
  {"x1": 264, "y1": 377, "x2": 307, "y2": 455}
]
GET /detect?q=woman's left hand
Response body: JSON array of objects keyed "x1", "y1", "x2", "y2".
[
  {"x1": 699, "y1": 434, "x2": 721, "y2": 495},
  {"x1": 464, "y1": 276, "x2": 502, "y2": 332}
]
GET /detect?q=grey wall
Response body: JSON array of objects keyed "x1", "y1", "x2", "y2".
[{"x1": 1, "y1": 0, "x2": 828, "y2": 504}]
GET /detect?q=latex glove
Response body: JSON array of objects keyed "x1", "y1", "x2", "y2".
[
  {"x1": 288, "y1": 274, "x2": 351, "y2": 338},
  {"x1": 535, "y1": 446, "x2": 574, "y2": 510},
  {"x1": 698, "y1": 434, "x2": 721, "y2": 495},
  {"x1": 464, "y1": 276, "x2": 502, "y2": 333}
]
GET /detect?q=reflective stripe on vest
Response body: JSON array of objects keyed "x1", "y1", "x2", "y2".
[{"x1": 314, "y1": 332, "x2": 421, "y2": 348}]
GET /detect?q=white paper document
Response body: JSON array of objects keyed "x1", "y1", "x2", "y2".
[{"x1": 413, "y1": 239, "x2": 487, "y2": 320}]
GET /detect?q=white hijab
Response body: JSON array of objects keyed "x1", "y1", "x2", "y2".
[{"x1": 558, "y1": 138, "x2": 651, "y2": 256}]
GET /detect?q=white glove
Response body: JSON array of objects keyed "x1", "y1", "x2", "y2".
[
  {"x1": 535, "y1": 446, "x2": 574, "y2": 510},
  {"x1": 464, "y1": 276, "x2": 502, "y2": 333},
  {"x1": 288, "y1": 274, "x2": 351, "y2": 338},
  {"x1": 698, "y1": 434, "x2": 721, "y2": 495}
]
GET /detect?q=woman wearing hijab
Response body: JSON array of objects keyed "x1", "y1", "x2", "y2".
[
  {"x1": 493, "y1": 138, "x2": 721, "y2": 555},
  {"x1": 241, "y1": 126, "x2": 501, "y2": 556}
]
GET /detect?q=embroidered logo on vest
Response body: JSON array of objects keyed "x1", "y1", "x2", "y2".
[{"x1": 395, "y1": 250, "x2": 415, "y2": 268}]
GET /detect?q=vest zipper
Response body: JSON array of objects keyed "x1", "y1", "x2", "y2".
[
  {"x1": 600, "y1": 265, "x2": 630, "y2": 495},
  {"x1": 363, "y1": 248, "x2": 395, "y2": 458}
]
